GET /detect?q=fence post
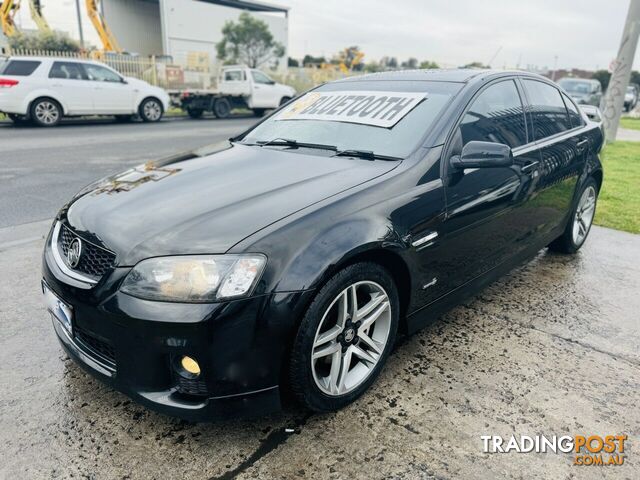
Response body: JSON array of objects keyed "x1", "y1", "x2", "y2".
[{"x1": 151, "y1": 55, "x2": 158, "y2": 86}]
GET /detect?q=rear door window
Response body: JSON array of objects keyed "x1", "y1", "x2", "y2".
[
  {"x1": 522, "y1": 79, "x2": 571, "y2": 139},
  {"x1": 457, "y1": 79, "x2": 528, "y2": 149},
  {"x1": 49, "y1": 62, "x2": 88, "y2": 80},
  {"x1": 1, "y1": 60, "x2": 41, "y2": 76},
  {"x1": 562, "y1": 93, "x2": 585, "y2": 129}
]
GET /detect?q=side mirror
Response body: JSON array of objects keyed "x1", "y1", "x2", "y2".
[
  {"x1": 121, "y1": 77, "x2": 128, "y2": 84},
  {"x1": 450, "y1": 141, "x2": 513, "y2": 170},
  {"x1": 267, "y1": 80, "x2": 276, "y2": 85}
]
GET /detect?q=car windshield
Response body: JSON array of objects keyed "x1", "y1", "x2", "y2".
[
  {"x1": 240, "y1": 80, "x2": 460, "y2": 158},
  {"x1": 559, "y1": 79, "x2": 592, "y2": 94}
]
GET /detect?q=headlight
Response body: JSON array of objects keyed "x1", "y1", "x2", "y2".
[{"x1": 120, "y1": 254, "x2": 266, "y2": 302}]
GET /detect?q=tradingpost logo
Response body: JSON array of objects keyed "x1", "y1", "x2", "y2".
[{"x1": 481, "y1": 434, "x2": 628, "y2": 466}]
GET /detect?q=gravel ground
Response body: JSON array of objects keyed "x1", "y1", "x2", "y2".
[{"x1": 0, "y1": 222, "x2": 638, "y2": 479}]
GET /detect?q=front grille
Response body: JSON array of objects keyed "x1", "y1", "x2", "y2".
[
  {"x1": 59, "y1": 224, "x2": 116, "y2": 278},
  {"x1": 75, "y1": 326, "x2": 116, "y2": 367},
  {"x1": 176, "y1": 376, "x2": 209, "y2": 396}
]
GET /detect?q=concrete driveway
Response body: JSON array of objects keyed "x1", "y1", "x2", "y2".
[{"x1": 1, "y1": 221, "x2": 638, "y2": 479}]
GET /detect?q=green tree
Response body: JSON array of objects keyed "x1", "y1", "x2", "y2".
[
  {"x1": 630, "y1": 70, "x2": 640, "y2": 86},
  {"x1": 419, "y1": 60, "x2": 440, "y2": 69},
  {"x1": 463, "y1": 61, "x2": 489, "y2": 69},
  {"x1": 216, "y1": 12, "x2": 285, "y2": 68},
  {"x1": 592, "y1": 70, "x2": 611, "y2": 91},
  {"x1": 302, "y1": 54, "x2": 326, "y2": 67},
  {"x1": 401, "y1": 57, "x2": 418, "y2": 69},
  {"x1": 288, "y1": 57, "x2": 299, "y2": 67},
  {"x1": 9, "y1": 32, "x2": 80, "y2": 52}
]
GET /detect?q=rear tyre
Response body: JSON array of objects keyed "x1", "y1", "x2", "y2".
[
  {"x1": 213, "y1": 98, "x2": 232, "y2": 119},
  {"x1": 115, "y1": 114, "x2": 134, "y2": 123},
  {"x1": 548, "y1": 177, "x2": 598, "y2": 254},
  {"x1": 187, "y1": 108, "x2": 204, "y2": 119},
  {"x1": 252, "y1": 108, "x2": 266, "y2": 117},
  {"x1": 7, "y1": 113, "x2": 31, "y2": 126},
  {"x1": 139, "y1": 98, "x2": 164, "y2": 122},
  {"x1": 30, "y1": 98, "x2": 62, "y2": 127},
  {"x1": 289, "y1": 262, "x2": 399, "y2": 412}
]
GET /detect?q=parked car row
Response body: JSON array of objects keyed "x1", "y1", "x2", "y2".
[
  {"x1": 0, "y1": 56, "x2": 296, "y2": 127},
  {"x1": 624, "y1": 84, "x2": 639, "y2": 112},
  {"x1": 557, "y1": 77, "x2": 603, "y2": 107}
]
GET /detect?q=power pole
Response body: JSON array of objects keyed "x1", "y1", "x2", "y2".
[
  {"x1": 75, "y1": 0, "x2": 85, "y2": 47},
  {"x1": 601, "y1": 0, "x2": 640, "y2": 141}
]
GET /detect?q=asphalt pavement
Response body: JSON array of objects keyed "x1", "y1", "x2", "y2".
[
  {"x1": 0, "y1": 117, "x2": 639, "y2": 479},
  {"x1": 0, "y1": 115, "x2": 258, "y2": 228}
]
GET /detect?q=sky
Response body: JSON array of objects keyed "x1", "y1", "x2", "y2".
[{"x1": 10, "y1": 0, "x2": 637, "y2": 71}]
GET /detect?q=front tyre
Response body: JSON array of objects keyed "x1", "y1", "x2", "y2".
[
  {"x1": 30, "y1": 98, "x2": 62, "y2": 127},
  {"x1": 548, "y1": 177, "x2": 598, "y2": 254},
  {"x1": 289, "y1": 262, "x2": 399, "y2": 412},
  {"x1": 139, "y1": 98, "x2": 164, "y2": 122}
]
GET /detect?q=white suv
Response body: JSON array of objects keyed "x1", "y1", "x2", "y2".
[{"x1": 0, "y1": 56, "x2": 170, "y2": 127}]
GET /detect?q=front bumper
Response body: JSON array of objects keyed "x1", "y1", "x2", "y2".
[{"x1": 43, "y1": 229, "x2": 313, "y2": 421}]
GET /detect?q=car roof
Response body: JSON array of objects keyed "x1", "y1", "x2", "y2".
[
  {"x1": 335, "y1": 68, "x2": 550, "y2": 85},
  {"x1": 7, "y1": 56, "x2": 101, "y2": 65}
]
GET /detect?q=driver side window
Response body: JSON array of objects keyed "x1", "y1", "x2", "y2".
[
  {"x1": 455, "y1": 80, "x2": 528, "y2": 153},
  {"x1": 251, "y1": 70, "x2": 273, "y2": 84},
  {"x1": 84, "y1": 64, "x2": 122, "y2": 83}
]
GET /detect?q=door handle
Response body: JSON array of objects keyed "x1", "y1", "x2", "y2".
[
  {"x1": 521, "y1": 161, "x2": 539, "y2": 173},
  {"x1": 576, "y1": 139, "x2": 589, "y2": 153}
]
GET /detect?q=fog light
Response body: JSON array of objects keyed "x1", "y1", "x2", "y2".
[{"x1": 180, "y1": 356, "x2": 201, "y2": 377}]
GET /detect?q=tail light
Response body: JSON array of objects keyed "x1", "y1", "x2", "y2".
[{"x1": 0, "y1": 78, "x2": 19, "y2": 88}]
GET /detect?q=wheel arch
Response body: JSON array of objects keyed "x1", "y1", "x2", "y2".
[
  {"x1": 27, "y1": 94, "x2": 67, "y2": 116},
  {"x1": 285, "y1": 241, "x2": 413, "y2": 336}
]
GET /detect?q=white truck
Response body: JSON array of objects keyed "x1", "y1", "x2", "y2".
[{"x1": 174, "y1": 65, "x2": 296, "y2": 119}]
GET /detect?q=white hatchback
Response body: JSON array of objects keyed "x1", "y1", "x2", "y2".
[{"x1": 0, "y1": 56, "x2": 170, "y2": 126}]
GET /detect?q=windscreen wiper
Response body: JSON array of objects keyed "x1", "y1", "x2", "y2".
[
  {"x1": 255, "y1": 138, "x2": 338, "y2": 152},
  {"x1": 332, "y1": 149, "x2": 402, "y2": 161}
]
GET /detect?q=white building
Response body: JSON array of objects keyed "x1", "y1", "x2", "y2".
[{"x1": 103, "y1": 0, "x2": 289, "y2": 71}]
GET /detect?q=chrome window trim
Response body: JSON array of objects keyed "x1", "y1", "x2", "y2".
[
  {"x1": 50, "y1": 222, "x2": 98, "y2": 285},
  {"x1": 512, "y1": 125, "x2": 585, "y2": 158}
]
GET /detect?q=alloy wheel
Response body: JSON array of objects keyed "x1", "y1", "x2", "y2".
[
  {"x1": 311, "y1": 281, "x2": 392, "y2": 396},
  {"x1": 35, "y1": 101, "x2": 60, "y2": 125},
  {"x1": 143, "y1": 100, "x2": 162, "y2": 121},
  {"x1": 573, "y1": 185, "x2": 596, "y2": 246}
]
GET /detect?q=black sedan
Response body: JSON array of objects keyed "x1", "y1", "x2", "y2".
[{"x1": 42, "y1": 69, "x2": 603, "y2": 420}]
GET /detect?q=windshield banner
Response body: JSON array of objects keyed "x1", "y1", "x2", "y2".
[{"x1": 274, "y1": 91, "x2": 427, "y2": 128}]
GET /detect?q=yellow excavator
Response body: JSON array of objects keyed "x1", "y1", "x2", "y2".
[
  {"x1": 86, "y1": 0, "x2": 121, "y2": 53},
  {"x1": 0, "y1": 0, "x2": 19, "y2": 37},
  {"x1": 1, "y1": 0, "x2": 50, "y2": 38},
  {"x1": 28, "y1": 0, "x2": 50, "y2": 32}
]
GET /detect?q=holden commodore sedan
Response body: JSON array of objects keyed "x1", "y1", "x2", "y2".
[{"x1": 42, "y1": 69, "x2": 603, "y2": 420}]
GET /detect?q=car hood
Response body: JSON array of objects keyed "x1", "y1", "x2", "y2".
[{"x1": 65, "y1": 143, "x2": 398, "y2": 265}]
